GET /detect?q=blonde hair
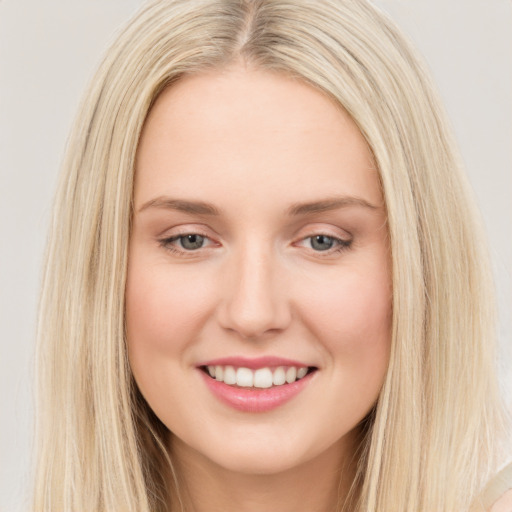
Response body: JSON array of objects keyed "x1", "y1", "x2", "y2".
[{"x1": 32, "y1": 0, "x2": 510, "y2": 510}]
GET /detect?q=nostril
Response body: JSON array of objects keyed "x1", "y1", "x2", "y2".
[{"x1": 216, "y1": 277, "x2": 293, "y2": 340}]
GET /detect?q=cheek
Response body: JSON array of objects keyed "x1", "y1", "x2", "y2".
[
  {"x1": 307, "y1": 264, "x2": 390, "y2": 336},
  {"x1": 300, "y1": 257, "x2": 392, "y2": 379},
  {"x1": 125, "y1": 260, "x2": 214, "y2": 356},
  {"x1": 124, "y1": 261, "x2": 218, "y2": 422},
  {"x1": 311, "y1": 268, "x2": 391, "y2": 423},
  {"x1": 124, "y1": 257, "x2": 217, "y2": 419}
]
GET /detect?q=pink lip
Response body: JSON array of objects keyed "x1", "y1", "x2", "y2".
[
  {"x1": 198, "y1": 356, "x2": 311, "y2": 370},
  {"x1": 198, "y1": 368, "x2": 317, "y2": 413}
]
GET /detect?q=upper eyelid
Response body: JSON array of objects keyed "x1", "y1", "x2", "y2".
[
  {"x1": 158, "y1": 222, "x2": 211, "y2": 236},
  {"x1": 293, "y1": 235, "x2": 352, "y2": 254},
  {"x1": 158, "y1": 227, "x2": 350, "y2": 242},
  {"x1": 295, "y1": 234, "x2": 350, "y2": 245},
  {"x1": 163, "y1": 232, "x2": 216, "y2": 247},
  {"x1": 297, "y1": 223, "x2": 352, "y2": 238},
  {"x1": 159, "y1": 222, "x2": 351, "y2": 239},
  {"x1": 159, "y1": 224, "x2": 352, "y2": 241},
  {"x1": 294, "y1": 227, "x2": 352, "y2": 248}
]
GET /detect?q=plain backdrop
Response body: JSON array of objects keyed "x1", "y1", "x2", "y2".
[{"x1": 0, "y1": 1, "x2": 510, "y2": 510}]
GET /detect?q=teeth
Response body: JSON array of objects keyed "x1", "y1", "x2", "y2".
[
  {"x1": 236, "y1": 367, "x2": 253, "y2": 387},
  {"x1": 223, "y1": 365, "x2": 236, "y2": 385},
  {"x1": 297, "y1": 367, "x2": 308, "y2": 379},
  {"x1": 272, "y1": 366, "x2": 286, "y2": 386},
  {"x1": 285, "y1": 366, "x2": 297, "y2": 383},
  {"x1": 254, "y1": 368, "x2": 273, "y2": 388},
  {"x1": 206, "y1": 365, "x2": 311, "y2": 388}
]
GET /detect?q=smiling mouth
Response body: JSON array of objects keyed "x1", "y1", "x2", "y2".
[{"x1": 200, "y1": 365, "x2": 317, "y2": 389}]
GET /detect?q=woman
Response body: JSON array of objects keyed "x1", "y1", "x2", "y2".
[{"x1": 32, "y1": 0, "x2": 511, "y2": 511}]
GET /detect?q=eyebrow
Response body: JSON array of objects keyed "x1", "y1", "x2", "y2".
[
  {"x1": 138, "y1": 197, "x2": 221, "y2": 215},
  {"x1": 286, "y1": 196, "x2": 380, "y2": 215},
  {"x1": 137, "y1": 195, "x2": 380, "y2": 216}
]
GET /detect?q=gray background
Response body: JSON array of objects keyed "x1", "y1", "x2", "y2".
[{"x1": 1, "y1": 1, "x2": 510, "y2": 510}]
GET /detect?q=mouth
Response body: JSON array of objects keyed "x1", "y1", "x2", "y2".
[
  {"x1": 197, "y1": 356, "x2": 319, "y2": 412},
  {"x1": 199, "y1": 364, "x2": 318, "y2": 389}
]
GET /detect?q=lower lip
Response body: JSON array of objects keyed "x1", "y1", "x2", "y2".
[{"x1": 199, "y1": 370, "x2": 316, "y2": 413}]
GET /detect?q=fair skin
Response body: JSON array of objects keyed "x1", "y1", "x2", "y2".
[
  {"x1": 126, "y1": 63, "x2": 392, "y2": 512},
  {"x1": 490, "y1": 489, "x2": 512, "y2": 512}
]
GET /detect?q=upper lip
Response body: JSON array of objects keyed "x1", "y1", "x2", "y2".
[{"x1": 197, "y1": 356, "x2": 316, "y2": 370}]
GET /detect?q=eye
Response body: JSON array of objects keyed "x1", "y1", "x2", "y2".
[
  {"x1": 310, "y1": 235, "x2": 337, "y2": 251},
  {"x1": 299, "y1": 234, "x2": 352, "y2": 253},
  {"x1": 159, "y1": 232, "x2": 215, "y2": 255},
  {"x1": 175, "y1": 234, "x2": 206, "y2": 250}
]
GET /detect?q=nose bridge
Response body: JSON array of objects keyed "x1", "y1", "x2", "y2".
[{"x1": 218, "y1": 236, "x2": 290, "y2": 339}]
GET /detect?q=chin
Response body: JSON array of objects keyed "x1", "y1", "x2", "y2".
[
  {"x1": 187, "y1": 428, "x2": 339, "y2": 477},
  {"x1": 207, "y1": 448, "x2": 308, "y2": 476}
]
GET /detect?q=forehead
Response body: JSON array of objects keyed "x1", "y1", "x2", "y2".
[{"x1": 134, "y1": 65, "x2": 383, "y2": 212}]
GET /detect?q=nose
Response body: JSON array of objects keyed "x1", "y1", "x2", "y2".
[{"x1": 216, "y1": 242, "x2": 292, "y2": 340}]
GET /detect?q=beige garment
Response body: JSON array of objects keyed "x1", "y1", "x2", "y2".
[{"x1": 469, "y1": 462, "x2": 512, "y2": 512}]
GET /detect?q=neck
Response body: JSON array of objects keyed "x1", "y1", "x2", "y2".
[{"x1": 167, "y1": 429, "x2": 362, "y2": 512}]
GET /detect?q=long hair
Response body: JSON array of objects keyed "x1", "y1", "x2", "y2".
[{"x1": 32, "y1": 1, "x2": 510, "y2": 510}]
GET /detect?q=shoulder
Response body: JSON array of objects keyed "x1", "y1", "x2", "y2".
[
  {"x1": 487, "y1": 488, "x2": 512, "y2": 512},
  {"x1": 480, "y1": 462, "x2": 512, "y2": 512}
]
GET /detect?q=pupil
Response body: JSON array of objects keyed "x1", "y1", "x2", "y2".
[
  {"x1": 182, "y1": 234, "x2": 204, "y2": 250},
  {"x1": 311, "y1": 235, "x2": 334, "y2": 251}
]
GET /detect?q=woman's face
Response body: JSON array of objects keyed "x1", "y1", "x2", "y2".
[{"x1": 126, "y1": 65, "x2": 391, "y2": 475}]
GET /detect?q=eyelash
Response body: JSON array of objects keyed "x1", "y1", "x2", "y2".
[
  {"x1": 159, "y1": 231, "x2": 215, "y2": 256},
  {"x1": 305, "y1": 235, "x2": 352, "y2": 254},
  {"x1": 158, "y1": 231, "x2": 352, "y2": 258}
]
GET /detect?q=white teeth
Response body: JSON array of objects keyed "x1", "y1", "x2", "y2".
[
  {"x1": 236, "y1": 367, "x2": 254, "y2": 387},
  {"x1": 285, "y1": 366, "x2": 297, "y2": 384},
  {"x1": 207, "y1": 364, "x2": 311, "y2": 388},
  {"x1": 254, "y1": 368, "x2": 273, "y2": 388},
  {"x1": 297, "y1": 367, "x2": 308, "y2": 379},
  {"x1": 223, "y1": 365, "x2": 237, "y2": 385},
  {"x1": 272, "y1": 366, "x2": 286, "y2": 385}
]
